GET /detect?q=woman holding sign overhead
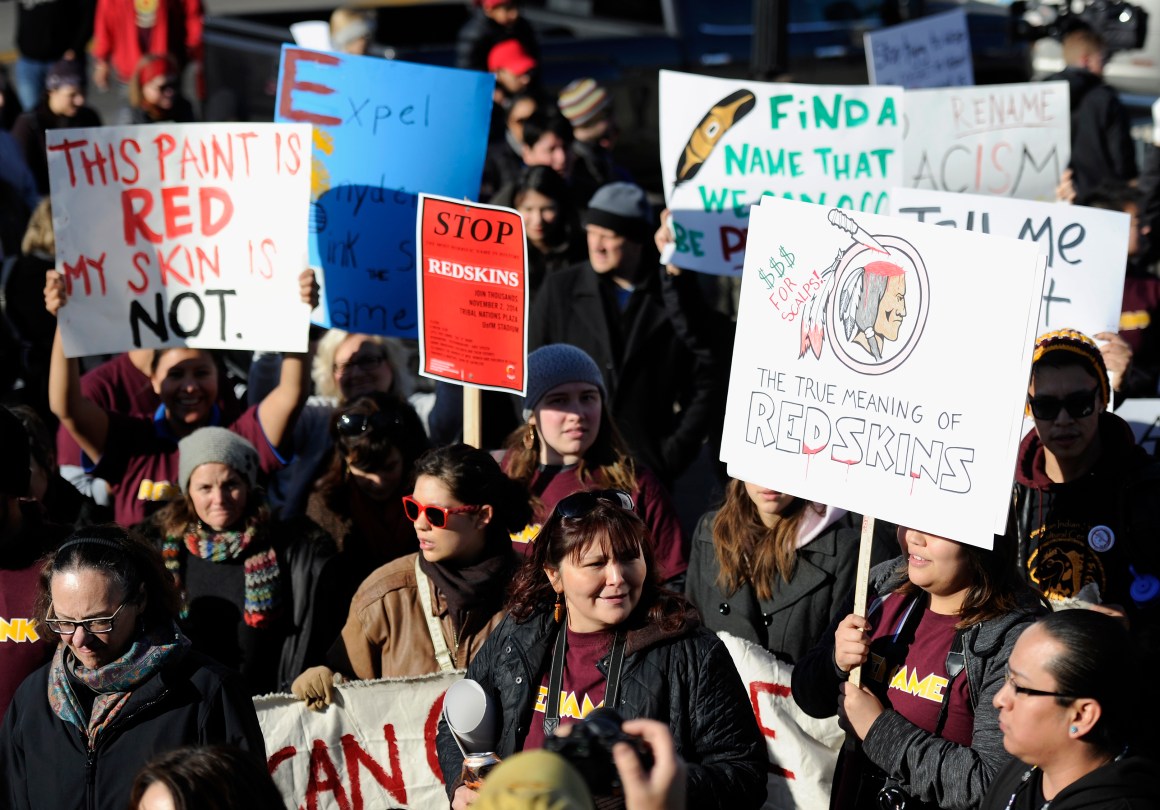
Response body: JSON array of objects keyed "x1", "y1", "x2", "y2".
[
  {"x1": 44, "y1": 267, "x2": 317, "y2": 527},
  {"x1": 791, "y1": 528, "x2": 1044, "y2": 810}
]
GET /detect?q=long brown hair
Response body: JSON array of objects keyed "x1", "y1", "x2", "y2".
[
  {"x1": 503, "y1": 400, "x2": 637, "y2": 494},
  {"x1": 712, "y1": 479, "x2": 821, "y2": 601},
  {"x1": 506, "y1": 499, "x2": 688, "y2": 633},
  {"x1": 893, "y1": 527, "x2": 1034, "y2": 629}
]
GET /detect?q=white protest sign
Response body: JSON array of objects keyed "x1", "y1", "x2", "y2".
[
  {"x1": 891, "y1": 188, "x2": 1129, "y2": 338},
  {"x1": 866, "y1": 9, "x2": 974, "y2": 88},
  {"x1": 1115, "y1": 398, "x2": 1160, "y2": 456},
  {"x1": 902, "y1": 82, "x2": 1070, "y2": 201},
  {"x1": 718, "y1": 633, "x2": 843, "y2": 810},
  {"x1": 659, "y1": 71, "x2": 903, "y2": 275},
  {"x1": 256, "y1": 671, "x2": 460, "y2": 810},
  {"x1": 722, "y1": 197, "x2": 1045, "y2": 548},
  {"x1": 47, "y1": 123, "x2": 312, "y2": 357}
]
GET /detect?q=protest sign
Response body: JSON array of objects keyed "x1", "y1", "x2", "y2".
[
  {"x1": 865, "y1": 9, "x2": 974, "y2": 89},
  {"x1": 659, "y1": 71, "x2": 904, "y2": 275},
  {"x1": 257, "y1": 671, "x2": 460, "y2": 810},
  {"x1": 1115, "y1": 398, "x2": 1160, "y2": 456},
  {"x1": 902, "y1": 81, "x2": 1070, "y2": 201},
  {"x1": 46, "y1": 123, "x2": 312, "y2": 358},
  {"x1": 892, "y1": 188, "x2": 1129, "y2": 337},
  {"x1": 275, "y1": 46, "x2": 494, "y2": 338},
  {"x1": 721, "y1": 197, "x2": 1046, "y2": 548},
  {"x1": 416, "y1": 194, "x2": 528, "y2": 396},
  {"x1": 719, "y1": 633, "x2": 843, "y2": 810}
]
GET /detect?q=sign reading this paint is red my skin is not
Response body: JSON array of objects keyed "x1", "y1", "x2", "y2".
[{"x1": 416, "y1": 194, "x2": 527, "y2": 395}]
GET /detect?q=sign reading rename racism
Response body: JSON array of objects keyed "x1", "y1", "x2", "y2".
[
  {"x1": 46, "y1": 123, "x2": 312, "y2": 358},
  {"x1": 892, "y1": 188, "x2": 1129, "y2": 338},
  {"x1": 865, "y1": 9, "x2": 974, "y2": 89},
  {"x1": 902, "y1": 81, "x2": 1070, "y2": 201},
  {"x1": 417, "y1": 194, "x2": 528, "y2": 395},
  {"x1": 721, "y1": 197, "x2": 1046, "y2": 548},
  {"x1": 659, "y1": 71, "x2": 904, "y2": 275},
  {"x1": 275, "y1": 46, "x2": 494, "y2": 338}
]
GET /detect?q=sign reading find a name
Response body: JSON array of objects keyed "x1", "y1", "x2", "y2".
[
  {"x1": 659, "y1": 70, "x2": 903, "y2": 275},
  {"x1": 416, "y1": 194, "x2": 528, "y2": 395},
  {"x1": 891, "y1": 188, "x2": 1129, "y2": 338},
  {"x1": 865, "y1": 9, "x2": 974, "y2": 89},
  {"x1": 275, "y1": 46, "x2": 494, "y2": 339},
  {"x1": 721, "y1": 197, "x2": 1045, "y2": 549},
  {"x1": 902, "y1": 81, "x2": 1070, "y2": 202},
  {"x1": 47, "y1": 123, "x2": 312, "y2": 358}
]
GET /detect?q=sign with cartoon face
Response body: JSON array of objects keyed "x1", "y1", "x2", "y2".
[
  {"x1": 722, "y1": 197, "x2": 1047, "y2": 549},
  {"x1": 659, "y1": 71, "x2": 904, "y2": 275}
]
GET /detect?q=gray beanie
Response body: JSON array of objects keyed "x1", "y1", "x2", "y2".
[
  {"x1": 177, "y1": 427, "x2": 260, "y2": 494},
  {"x1": 584, "y1": 182, "x2": 652, "y2": 242},
  {"x1": 523, "y1": 344, "x2": 607, "y2": 420}
]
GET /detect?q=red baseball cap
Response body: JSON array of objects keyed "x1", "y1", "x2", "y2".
[{"x1": 487, "y1": 40, "x2": 537, "y2": 76}]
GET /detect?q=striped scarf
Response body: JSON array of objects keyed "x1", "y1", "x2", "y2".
[
  {"x1": 162, "y1": 519, "x2": 284, "y2": 628},
  {"x1": 48, "y1": 624, "x2": 189, "y2": 747}
]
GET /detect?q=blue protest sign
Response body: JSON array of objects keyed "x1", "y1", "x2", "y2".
[{"x1": 275, "y1": 46, "x2": 495, "y2": 336}]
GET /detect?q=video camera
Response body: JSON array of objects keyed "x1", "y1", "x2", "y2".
[{"x1": 1011, "y1": 0, "x2": 1148, "y2": 56}]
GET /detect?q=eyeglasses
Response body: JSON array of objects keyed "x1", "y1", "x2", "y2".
[
  {"x1": 1003, "y1": 669, "x2": 1079, "y2": 700},
  {"x1": 45, "y1": 601, "x2": 127, "y2": 635},
  {"x1": 554, "y1": 489, "x2": 635, "y2": 519},
  {"x1": 336, "y1": 411, "x2": 401, "y2": 436},
  {"x1": 333, "y1": 354, "x2": 385, "y2": 377},
  {"x1": 1027, "y1": 387, "x2": 1099, "y2": 421},
  {"x1": 402, "y1": 495, "x2": 481, "y2": 528}
]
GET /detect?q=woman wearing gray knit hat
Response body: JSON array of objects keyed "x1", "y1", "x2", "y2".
[
  {"x1": 139, "y1": 427, "x2": 343, "y2": 695},
  {"x1": 501, "y1": 343, "x2": 688, "y2": 586}
]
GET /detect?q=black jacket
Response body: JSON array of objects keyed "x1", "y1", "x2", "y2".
[
  {"x1": 685, "y1": 508, "x2": 897, "y2": 664},
  {"x1": 1050, "y1": 66, "x2": 1138, "y2": 199},
  {"x1": 981, "y1": 750, "x2": 1160, "y2": 810},
  {"x1": 16, "y1": 0, "x2": 94, "y2": 61},
  {"x1": 436, "y1": 609, "x2": 768, "y2": 810},
  {"x1": 455, "y1": 8, "x2": 540, "y2": 72},
  {"x1": 792, "y1": 558, "x2": 1044, "y2": 810},
  {"x1": 10, "y1": 103, "x2": 102, "y2": 196},
  {"x1": 0, "y1": 647, "x2": 266, "y2": 810},
  {"x1": 528, "y1": 263, "x2": 726, "y2": 484}
]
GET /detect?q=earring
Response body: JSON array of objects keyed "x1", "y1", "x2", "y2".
[
  {"x1": 553, "y1": 594, "x2": 564, "y2": 624},
  {"x1": 523, "y1": 424, "x2": 536, "y2": 450},
  {"x1": 1070, "y1": 725, "x2": 1079, "y2": 734}
]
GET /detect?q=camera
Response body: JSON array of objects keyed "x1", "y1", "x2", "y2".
[
  {"x1": 543, "y1": 708, "x2": 654, "y2": 796},
  {"x1": 1011, "y1": 0, "x2": 1148, "y2": 56}
]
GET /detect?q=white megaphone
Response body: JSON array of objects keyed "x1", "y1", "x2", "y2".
[{"x1": 442, "y1": 679, "x2": 497, "y2": 757}]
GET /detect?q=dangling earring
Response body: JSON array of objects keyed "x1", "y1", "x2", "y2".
[
  {"x1": 553, "y1": 594, "x2": 564, "y2": 624},
  {"x1": 523, "y1": 424, "x2": 536, "y2": 450}
]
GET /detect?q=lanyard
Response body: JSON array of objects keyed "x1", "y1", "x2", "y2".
[{"x1": 542, "y1": 624, "x2": 627, "y2": 736}]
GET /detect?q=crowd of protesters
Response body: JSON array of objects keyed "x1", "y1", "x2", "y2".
[{"x1": 1, "y1": 3, "x2": 1160, "y2": 810}]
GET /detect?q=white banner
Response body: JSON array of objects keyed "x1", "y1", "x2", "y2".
[
  {"x1": 256, "y1": 671, "x2": 460, "y2": 810},
  {"x1": 891, "y1": 188, "x2": 1129, "y2": 338},
  {"x1": 47, "y1": 123, "x2": 312, "y2": 357},
  {"x1": 660, "y1": 71, "x2": 903, "y2": 275},
  {"x1": 722, "y1": 197, "x2": 1046, "y2": 548},
  {"x1": 902, "y1": 82, "x2": 1070, "y2": 202},
  {"x1": 866, "y1": 9, "x2": 974, "y2": 89}
]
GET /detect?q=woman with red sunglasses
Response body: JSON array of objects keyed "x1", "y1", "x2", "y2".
[{"x1": 290, "y1": 444, "x2": 532, "y2": 707}]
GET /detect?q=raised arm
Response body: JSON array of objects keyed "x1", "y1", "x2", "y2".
[
  {"x1": 45, "y1": 270, "x2": 110, "y2": 462},
  {"x1": 256, "y1": 269, "x2": 318, "y2": 451}
]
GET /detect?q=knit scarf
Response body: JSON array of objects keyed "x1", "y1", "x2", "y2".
[
  {"x1": 48, "y1": 624, "x2": 189, "y2": 747},
  {"x1": 162, "y1": 519, "x2": 284, "y2": 628}
]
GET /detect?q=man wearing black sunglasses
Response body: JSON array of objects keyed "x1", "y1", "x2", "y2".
[{"x1": 1012, "y1": 330, "x2": 1160, "y2": 627}]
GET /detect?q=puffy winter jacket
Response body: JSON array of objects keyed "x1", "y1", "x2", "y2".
[{"x1": 436, "y1": 608, "x2": 767, "y2": 809}]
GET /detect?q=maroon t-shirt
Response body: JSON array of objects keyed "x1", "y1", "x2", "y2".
[
  {"x1": 862, "y1": 593, "x2": 973, "y2": 747},
  {"x1": 521, "y1": 628, "x2": 612, "y2": 751},
  {"x1": 0, "y1": 566, "x2": 53, "y2": 723},
  {"x1": 56, "y1": 353, "x2": 160, "y2": 468}
]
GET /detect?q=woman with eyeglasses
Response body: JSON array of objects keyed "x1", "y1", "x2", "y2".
[
  {"x1": 502, "y1": 344, "x2": 686, "y2": 586},
  {"x1": 0, "y1": 525, "x2": 265, "y2": 810},
  {"x1": 436, "y1": 489, "x2": 767, "y2": 810},
  {"x1": 981, "y1": 609, "x2": 1160, "y2": 810},
  {"x1": 139, "y1": 427, "x2": 343, "y2": 695},
  {"x1": 290, "y1": 444, "x2": 532, "y2": 707},
  {"x1": 791, "y1": 528, "x2": 1045, "y2": 810}
]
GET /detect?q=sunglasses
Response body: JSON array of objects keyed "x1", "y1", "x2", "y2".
[
  {"x1": 336, "y1": 411, "x2": 402, "y2": 436},
  {"x1": 1027, "y1": 387, "x2": 1099, "y2": 421},
  {"x1": 554, "y1": 489, "x2": 635, "y2": 519},
  {"x1": 402, "y1": 495, "x2": 481, "y2": 528},
  {"x1": 45, "y1": 601, "x2": 128, "y2": 635}
]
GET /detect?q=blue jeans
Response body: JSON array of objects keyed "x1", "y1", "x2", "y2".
[{"x1": 14, "y1": 57, "x2": 53, "y2": 110}]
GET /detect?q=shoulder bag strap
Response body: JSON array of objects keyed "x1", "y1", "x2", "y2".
[
  {"x1": 543, "y1": 629, "x2": 628, "y2": 735},
  {"x1": 414, "y1": 556, "x2": 456, "y2": 672},
  {"x1": 933, "y1": 628, "x2": 967, "y2": 737}
]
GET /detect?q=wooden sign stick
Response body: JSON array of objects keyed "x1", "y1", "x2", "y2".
[
  {"x1": 463, "y1": 386, "x2": 482, "y2": 449},
  {"x1": 847, "y1": 515, "x2": 876, "y2": 688}
]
